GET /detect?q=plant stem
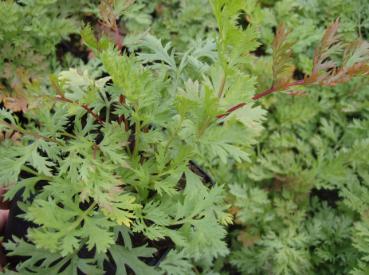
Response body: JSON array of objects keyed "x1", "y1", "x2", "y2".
[
  {"x1": 61, "y1": 131, "x2": 76, "y2": 139},
  {"x1": 21, "y1": 166, "x2": 38, "y2": 176},
  {"x1": 21, "y1": 165, "x2": 53, "y2": 180},
  {"x1": 133, "y1": 122, "x2": 141, "y2": 158},
  {"x1": 216, "y1": 79, "x2": 306, "y2": 119},
  {"x1": 0, "y1": 120, "x2": 62, "y2": 145},
  {"x1": 217, "y1": 72, "x2": 226, "y2": 98},
  {"x1": 112, "y1": 23, "x2": 123, "y2": 51},
  {"x1": 197, "y1": 117, "x2": 211, "y2": 137},
  {"x1": 65, "y1": 201, "x2": 98, "y2": 235},
  {"x1": 55, "y1": 95, "x2": 105, "y2": 126},
  {"x1": 252, "y1": 79, "x2": 305, "y2": 100},
  {"x1": 50, "y1": 77, "x2": 104, "y2": 126}
]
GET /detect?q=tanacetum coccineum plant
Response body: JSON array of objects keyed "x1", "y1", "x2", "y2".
[{"x1": 1, "y1": 0, "x2": 369, "y2": 274}]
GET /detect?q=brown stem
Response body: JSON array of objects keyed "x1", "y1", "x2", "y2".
[
  {"x1": 56, "y1": 95, "x2": 105, "y2": 126},
  {"x1": 216, "y1": 79, "x2": 306, "y2": 119},
  {"x1": 50, "y1": 77, "x2": 104, "y2": 125},
  {"x1": 81, "y1": 104, "x2": 105, "y2": 125},
  {"x1": 113, "y1": 26, "x2": 123, "y2": 51},
  {"x1": 118, "y1": 95, "x2": 129, "y2": 131},
  {"x1": 252, "y1": 80, "x2": 305, "y2": 100},
  {"x1": 216, "y1": 103, "x2": 246, "y2": 119},
  {"x1": 0, "y1": 120, "x2": 62, "y2": 145}
]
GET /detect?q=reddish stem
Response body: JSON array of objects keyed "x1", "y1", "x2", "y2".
[
  {"x1": 81, "y1": 104, "x2": 105, "y2": 125},
  {"x1": 216, "y1": 79, "x2": 305, "y2": 119},
  {"x1": 216, "y1": 103, "x2": 246, "y2": 119},
  {"x1": 56, "y1": 95, "x2": 105, "y2": 126},
  {"x1": 113, "y1": 26, "x2": 123, "y2": 51},
  {"x1": 252, "y1": 80, "x2": 305, "y2": 100},
  {"x1": 51, "y1": 76, "x2": 105, "y2": 126}
]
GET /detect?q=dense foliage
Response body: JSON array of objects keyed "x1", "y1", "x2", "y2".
[{"x1": 1, "y1": 0, "x2": 369, "y2": 274}]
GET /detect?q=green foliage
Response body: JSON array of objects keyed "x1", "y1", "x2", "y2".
[
  {"x1": 223, "y1": 1, "x2": 369, "y2": 274},
  {"x1": 0, "y1": 1, "x2": 263, "y2": 272},
  {"x1": 0, "y1": 0, "x2": 99, "y2": 112},
  {"x1": 1, "y1": 0, "x2": 369, "y2": 274}
]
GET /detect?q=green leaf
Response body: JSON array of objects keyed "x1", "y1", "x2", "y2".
[
  {"x1": 109, "y1": 244, "x2": 158, "y2": 275},
  {"x1": 83, "y1": 216, "x2": 115, "y2": 254},
  {"x1": 138, "y1": 34, "x2": 177, "y2": 71},
  {"x1": 100, "y1": 193, "x2": 141, "y2": 228}
]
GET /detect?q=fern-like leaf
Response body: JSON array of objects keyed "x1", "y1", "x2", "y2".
[{"x1": 272, "y1": 24, "x2": 295, "y2": 88}]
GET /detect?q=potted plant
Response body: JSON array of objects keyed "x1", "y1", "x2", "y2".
[{"x1": 1, "y1": 0, "x2": 368, "y2": 274}]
